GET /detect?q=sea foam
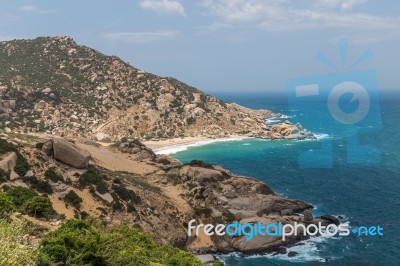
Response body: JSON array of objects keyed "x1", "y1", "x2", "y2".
[{"x1": 154, "y1": 138, "x2": 245, "y2": 155}]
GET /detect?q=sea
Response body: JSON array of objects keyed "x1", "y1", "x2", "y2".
[{"x1": 165, "y1": 91, "x2": 400, "y2": 265}]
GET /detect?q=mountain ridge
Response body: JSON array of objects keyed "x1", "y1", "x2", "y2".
[{"x1": 0, "y1": 36, "x2": 281, "y2": 141}]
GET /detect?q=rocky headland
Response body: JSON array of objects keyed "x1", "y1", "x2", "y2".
[
  {"x1": 0, "y1": 133, "x2": 338, "y2": 261},
  {"x1": 0, "y1": 36, "x2": 314, "y2": 142}
]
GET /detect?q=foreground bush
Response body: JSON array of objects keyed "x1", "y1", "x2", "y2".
[
  {"x1": 0, "y1": 219, "x2": 37, "y2": 265},
  {"x1": 38, "y1": 219, "x2": 202, "y2": 266}
]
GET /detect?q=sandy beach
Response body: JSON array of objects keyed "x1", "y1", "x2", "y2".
[{"x1": 143, "y1": 135, "x2": 250, "y2": 155}]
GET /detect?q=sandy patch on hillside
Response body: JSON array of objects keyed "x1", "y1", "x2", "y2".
[
  {"x1": 160, "y1": 184, "x2": 192, "y2": 214},
  {"x1": 76, "y1": 143, "x2": 158, "y2": 175}
]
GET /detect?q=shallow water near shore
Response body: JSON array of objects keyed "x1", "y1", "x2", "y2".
[{"x1": 171, "y1": 92, "x2": 400, "y2": 265}]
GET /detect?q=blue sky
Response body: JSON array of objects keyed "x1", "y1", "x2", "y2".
[{"x1": 0, "y1": 0, "x2": 399, "y2": 93}]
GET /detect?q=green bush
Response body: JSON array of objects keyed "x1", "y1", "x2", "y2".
[
  {"x1": 44, "y1": 169, "x2": 64, "y2": 183},
  {"x1": 0, "y1": 169, "x2": 9, "y2": 183},
  {"x1": 79, "y1": 165, "x2": 109, "y2": 194},
  {"x1": 111, "y1": 184, "x2": 140, "y2": 204},
  {"x1": 0, "y1": 192, "x2": 14, "y2": 216},
  {"x1": 38, "y1": 220, "x2": 202, "y2": 266},
  {"x1": 22, "y1": 175, "x2": 53, "y2": 194},
  {"x1": 0, "y1": 219, "x2": 38, "y2": 265},
  {"x1": 112, "y1": 201, "x2": 124, "y2": 212},
  {"x1": 186, "y1": 159, "x2": 213, "y2": 169},
  {"x1": 64, "y1": 190, "x2": 82, "y2": 208},
  {"x1": 166, "y1": 174, "x2": 181, "y2": 185},
  {"x1": 35, "y1": 142, "x2": 44, "y2": 149},
  {"x1": 3, "y1": 186, "x2": 38, "y2": 208},
  {"x1": 38, "y1": 219, "x2": 104, "y2": 265},
  {"x1": 22, "y1": 195, "x2": 55, "y2": 218}
]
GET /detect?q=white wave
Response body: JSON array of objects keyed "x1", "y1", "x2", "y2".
[
  {"x1": 154, "y1": 138, "x2": 245, "y2": 155},
  {"x1": 279, "y1": 114, "x2": 293, "y2": 119},
  {"x1": 314, "y1": 133, "x2": 331, "y2": 140},
  {"x1": 217, "y1": 235, "x2": 339, "y2": 264},
  {"x1": 242, "y1": 143, "x2": 251, "y2": 146},
  {"x1": 265, "y1": 118, "x2": 281, "y2": 124}
]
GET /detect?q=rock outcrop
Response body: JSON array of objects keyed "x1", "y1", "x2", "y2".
[
  {"x1": 118, "y1": 140, "x2": 156, "y2": 161},
  {"x1": 42, "y1": 138, "x2": 90, "y2": 169}
]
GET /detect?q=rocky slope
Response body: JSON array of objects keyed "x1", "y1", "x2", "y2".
[
  {"x1": 0, "y1": 133, "x2": 338, "y2": 259},
  {"x1": 0, "y1": 36, "x2": 314, "y2": 142}
]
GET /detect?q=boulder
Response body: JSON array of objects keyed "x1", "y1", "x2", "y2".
[
  {"x1": 320, "y1": 215, "x2": 340, "y2": 225},
  {"x1": 0, "y1": 152, "x2": 17, "y2": 172},
  {"x1": 95, "y1": 132, "x2": 110, "y2": 142},
  {"x1": 95, "y1": 192, "x2": 114, "y2": 205},
  {"x1": 184, "y1": 166, "x2": 225, "y2": 185},
  {"x1": 195, "y1": 254, "x2": 215, "y2": 264},
  {"x1": 42, "y1": 138, "x2": 90, "y2": 169}
]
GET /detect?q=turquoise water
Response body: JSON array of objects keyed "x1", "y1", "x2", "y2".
[{"x1": 172, "y1": 93, "x2": 400, "y2": 265}]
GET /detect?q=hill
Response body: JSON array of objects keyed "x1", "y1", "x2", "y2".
[{"x1": 0, "y1": 36, "x2": 281, "y2": 141}]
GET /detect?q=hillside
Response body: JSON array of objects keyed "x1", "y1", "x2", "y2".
[
  {"x1": 0, "y1": 132, "x2": 338, "y2": 264},
  {"x1": 0, "y1": 36, "x2": 284, "y2": 141}
]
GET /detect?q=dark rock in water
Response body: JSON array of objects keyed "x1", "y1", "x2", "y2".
[
  {"x1": 320, "y1": 215, "x2": 340, "y2": 225},
  {"x1": 288, "y1": 251, "x2": 299, "y2": 257},
  {"x1": 272, "y1": 247, "x2": 287, "y2": 255}
]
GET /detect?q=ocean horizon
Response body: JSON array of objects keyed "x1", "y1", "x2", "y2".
[{"x1": 168, "y1": 91, "x2": 400, "y2": 265}]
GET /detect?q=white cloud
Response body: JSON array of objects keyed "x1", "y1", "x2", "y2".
[
  {"x1": 102, "y1": 31, "x2": 180, "y2": 43},
  {"x1": 19, "y1": 5, "x2": 57, "y2": 14},
  {"x1": 198, "y1": 0, "x2": 400, "y2": 32},
  {"x1": 314, "y1": 0, "x2": 368, "y2": 11},
  {"x1": 20, "y1": 5, "x2": 37, "y2": 12},
  {"x1": 139, "y1": 0, "x2": 186, "y2": 16}
]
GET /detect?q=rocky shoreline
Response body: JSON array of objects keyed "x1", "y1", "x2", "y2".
[{"x1": 0, "y1": 132, "x2": 341, "y2": 264}]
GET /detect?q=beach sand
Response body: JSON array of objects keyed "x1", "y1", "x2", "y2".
[{"x1": 143, "y1": 135, "x2": 250, "y2": 154}]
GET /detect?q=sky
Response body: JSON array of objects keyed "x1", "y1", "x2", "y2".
[{"x1": 0, "y1": 0, "x2": 399, "y2": 94}]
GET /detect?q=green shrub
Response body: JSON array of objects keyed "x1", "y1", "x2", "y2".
[
  {"x1": 79, "y1": 165, "x2": 109, "y2": 193},
  {"x1": 22, "y1": 195, "x2": 55, "y2": 218},
  {"x1": 3, "y1": 186, "x2": 38, "y2": 208},
  {"x1": 112, "y1": 201, "x2": 124, "y2": 211},
  {"x1": 111, "y1": 184, "x2": 140, "y2": 204},
  {"x1": 186, "y1": 159, "x2": 213, "y2": 169},
  {"x1": 35, "y1": 142, "x2": 44, "y2": 149},
  {"x1": 38, "y1": 219, "x2": 104, "y2": 265},
  {"x1": 0, "y1": 169, "x2": 9, "y2": 183},
  {"x1": 0, "y1": 219, "x2": 38, "y2": 265},
  {"x1": 64, "y1": 190, "x2": 82, "y2": 208},
  {"x1": 44, "y1": 169, "x2": 64, "y2": 183},
  {"x1": 38, "y1": 219, "x2": 202, "y2": 266},
  {"x1": 22, "y1": 175, "x2": 53, "y2": 194},
  {"x1": 0, "y1": 192, "x2": 14, "y2": 216},
  {"x1": 186, "y1": 116, "x2": 196, "y2": 125},
  {"x1": 166, "y1": 174, "x2": 181, "y2": 185}
]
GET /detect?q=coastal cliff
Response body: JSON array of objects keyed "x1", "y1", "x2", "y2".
[{"x1": 0, "y1": 133, "x2": 338, "y2": 263}]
